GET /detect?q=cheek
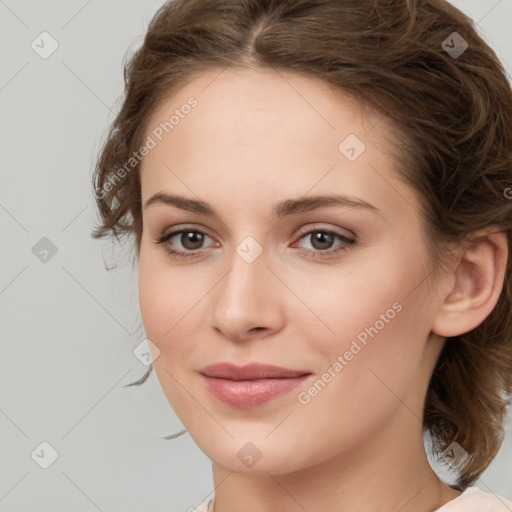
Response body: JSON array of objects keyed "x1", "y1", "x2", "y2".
[
  {"x1": 138, "y1": 249, "x2": 167, "y2": 340},
  {"x1": 294, "y1": 247, "x2": 423, "y2": 345},
  {"x1": 138, "y1": 244, "x2": 190, "y2": 350},
  {"x1": 138, "y1": 247, "x2": 200, "y2": 410},
  {"x1": 138, "y1": 243, "x2": 216, "y2": 370},
  {"x1": 300, "y1": 247, "x2": 430, "y2": 396}
]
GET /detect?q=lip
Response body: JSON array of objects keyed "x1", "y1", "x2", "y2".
[{"x1": 199, "y1": 362, "x2": 312, "y2": 408}]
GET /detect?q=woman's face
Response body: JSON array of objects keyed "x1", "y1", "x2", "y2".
[{"x1": 138, "y1": 67, "x2": 448, "y2": 474}]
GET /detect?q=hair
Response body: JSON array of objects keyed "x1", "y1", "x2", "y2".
[{"x1": 91, "y1": 0, "x2": 512, "y2": 489}]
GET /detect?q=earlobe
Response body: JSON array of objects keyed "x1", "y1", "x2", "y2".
[{"x1": 431, "y1": 229, "x2": 508, "y2": 338}]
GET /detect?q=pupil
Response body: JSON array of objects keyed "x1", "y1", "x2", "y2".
[
  {"x1": 179, "y1": 231, "x2": 334, "y2": 251},
  {"x1": 183, "y1": 231, "x2": 203, "y2": 250},
  {"x1": 312, "y1": 232, "x2": 333, "y2": 250}
]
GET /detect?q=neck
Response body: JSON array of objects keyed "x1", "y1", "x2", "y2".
[{"x1": 210, "y1": 407, "x2": 461, "y2": 512}]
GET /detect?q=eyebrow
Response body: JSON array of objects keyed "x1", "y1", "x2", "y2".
[{"x1": 143, "y1": 192, "x2": 382, "y2": 218}]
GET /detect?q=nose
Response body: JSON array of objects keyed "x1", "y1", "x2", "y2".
[{"x1": 209, "y1": 245, "x2": 285, "y2": 344}]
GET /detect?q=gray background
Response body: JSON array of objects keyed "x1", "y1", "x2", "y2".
[{"x1": 0, "y1": 1, "x2": 511, "y2": 510}]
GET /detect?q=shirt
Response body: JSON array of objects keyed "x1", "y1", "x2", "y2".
[{"x1": 194, "y1": 487, "x2": 512, "y2": 511}]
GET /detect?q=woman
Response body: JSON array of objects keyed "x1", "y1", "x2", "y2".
[{"x1": 92, "y1": 0, "x2": 512, "y2": 510}]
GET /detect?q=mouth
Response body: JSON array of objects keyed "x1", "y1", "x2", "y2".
[{"x1": 199, "y1": 362, "x2": 313, "y2": 408}]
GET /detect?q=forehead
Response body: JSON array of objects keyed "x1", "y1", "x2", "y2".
[
  {"x1": 143, "y1": 66, "x2": 382, "y2": 156},
  {"x1": 139, "y1": 66, "x2": 414, "y2": 223}
]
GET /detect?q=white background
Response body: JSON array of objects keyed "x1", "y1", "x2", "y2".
[{"x1": 1, "y1": 0, "x2": 511, "y2": 510}]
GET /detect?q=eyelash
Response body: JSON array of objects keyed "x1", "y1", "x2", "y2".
[{"x1": 153, "y1": 225, "x2": 355, "y2": 260}]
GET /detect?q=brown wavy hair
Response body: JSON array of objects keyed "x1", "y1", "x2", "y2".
[{"x1": 91, "y1": 0, "x2": 512, "y2": 489}]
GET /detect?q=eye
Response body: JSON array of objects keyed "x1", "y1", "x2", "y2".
[
  {"x1": 153, "y1": 225, "x2": 356, "y2": 260},
  {"x1": 292, "y1": 228, "x2": 355, "y2": 258},
  {"x1": 153, "y1": 226, "x2": 217, "y2": 259}
]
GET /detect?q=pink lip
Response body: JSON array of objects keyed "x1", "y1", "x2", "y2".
[{"x1": 199, "y1": 362, "x2": 312, "y2": 408}]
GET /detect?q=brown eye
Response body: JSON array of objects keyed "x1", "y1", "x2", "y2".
[
  {"x1": 154, "y1": 228, "x2": 215, "y2": 259},
  {"x1": 293, "y1": 228, "x2": 355, "y2": 259},
  {"x1": 179, "y1": 231, "x2": 205, "y2": 250},
  {"x1": 308, "y1": 231, "x2": 335, "y2": 251}
]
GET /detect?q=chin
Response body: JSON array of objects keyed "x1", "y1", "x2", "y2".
[{"x1": 192, "y1": 434, "x2": 312, "y2": 475}]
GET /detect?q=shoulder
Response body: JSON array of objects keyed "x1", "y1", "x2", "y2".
[{"x1": 435, "y1": 487, "x2": 512, "y2": 511}]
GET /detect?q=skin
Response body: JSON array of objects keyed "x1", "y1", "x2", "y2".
[{"x1": 137, "y1": 66, "x2": 508, "y2": 512}]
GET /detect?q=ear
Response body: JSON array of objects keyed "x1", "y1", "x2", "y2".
[{"x1": 431, "y1": 228, "x2": 508, "y2": 338}]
